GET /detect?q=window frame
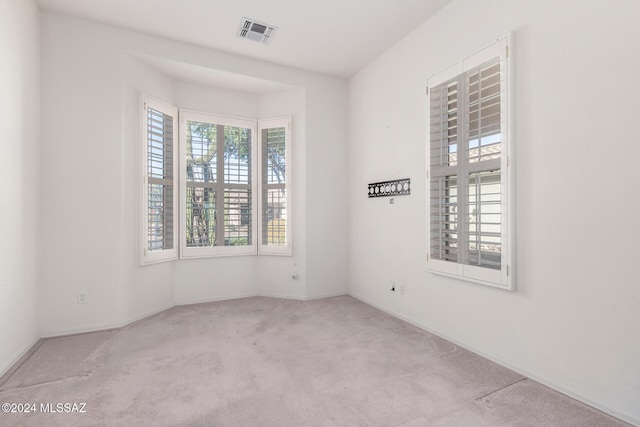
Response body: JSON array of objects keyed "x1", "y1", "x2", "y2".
[
  {"x1": 139, "y1": 95, "x2": 179, "y2": 265},
  {"x1": 179, "y1": 110, "x2": 258, "y2": 258},
  {"x1": 426, "y1": 34, "x2": 515, "y2": 290},
  {"x1": 258, "y1": 117, "x2": 292, "y2": 256}
]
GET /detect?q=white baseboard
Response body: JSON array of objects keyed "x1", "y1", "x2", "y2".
[
  {"x1": 116, "y1": 303, "x2": 177, "y2": 330},
  {"x1": 348, "y1": 292, "x2": 639, "y2": 427},
  {"x1": 257, "y1": 291, "x2": 347, "y2": 301},
  {"x1": 303, "y1": 291, "x2": 349, "y2": 300},
  {"x1": 39, "y1": 292, "x2": 345, "y2": 338},
  {"x1": 40, "y1": 323, "x2": 120, "y2": 339},
  {"x1": 175, "y1": 292, "x2": 259, "y2": 307},
  {"x1": 40, "y1": 302, "x2": 177, "y2": 338},
  {"x1": 256, "y1": 292, "x2": 307, "y2": 300},
  {"x1": 0, "y1": 337, "x2": 42, "y2": 385}
]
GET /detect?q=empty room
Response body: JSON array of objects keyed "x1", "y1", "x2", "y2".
[{"x1": 1, "y1": 0, "x2": 639, "y2": 425}]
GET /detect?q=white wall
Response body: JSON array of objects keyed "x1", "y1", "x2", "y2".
[
  {"x1": 0, "y1": 0, "x2": 41, "y2": 377},
  {"x1": 121, "y1": 57, "x2": 177, "y2": 325},
  {"x1": 39, "y1": 11, "x2": 348, "y2": 335},
  {"x1": 305, "y1": 80, "x2": 349, "y2": 299},
  {"x1": 257, "y1": 89, "x2": 307, "y2": 300},
  {"x1": 347, "y1": 0, "x2": 640, "y2": 423},
  {"x1": 40, "y1": 13, "x2": 127, "y2": 334}
]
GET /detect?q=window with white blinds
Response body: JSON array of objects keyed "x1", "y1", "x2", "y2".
[
  {"x1": 140, "y1": 96, "x2": 293, "y2": 262},
  {"x1": 140, "y1": 96, "x2": 178, "y2": 265},
  {"x1": 427, "y1": 35, "x2": 514, "y2": 290},
  {"x1": 259, "y1": 117, "x2": 292, "y2": 255},
  {"x1": 180, "y1": 111, "x2": 257, "y2": 258}
]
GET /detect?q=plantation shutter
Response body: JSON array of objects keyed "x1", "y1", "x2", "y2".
[
  {"x1": 430, "y1": 79, "x2": 460, "y2": 264},
  {"x1": 259, "y1": 117, "x2": 292, "y2": 255},
  {"x1": 427, "y1": 35, "x2": 514, "y2": 290},
  {"x1": 180, "y1": 111, "x2": 258, "y2": 258},
  {"x1": 141, "y1": 96, "x2": 178, "y2": 265}
]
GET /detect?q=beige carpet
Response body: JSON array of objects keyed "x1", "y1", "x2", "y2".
[{"x1": 0, "y1": 296, "x2": 629, "y2": 426}]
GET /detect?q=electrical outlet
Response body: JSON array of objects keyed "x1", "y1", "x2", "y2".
[
  {"x1": 399, "y1": 284, "x2": 406, "y2": 295},
  {"x1": 77, "y1": 292, "x2": 87, "y2": 304}
]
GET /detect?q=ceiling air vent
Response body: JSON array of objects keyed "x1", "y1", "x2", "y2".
[{"x1": 237, "y1": 17, "x2": 278, "y2": 44}]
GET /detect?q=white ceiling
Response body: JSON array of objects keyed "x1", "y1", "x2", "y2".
[
  {"x1": 134, "y1": 54, "x2": 297, "y2": 94},
  {"x1": 36, "y1": 0, "x2": 452, "y2": 78}
]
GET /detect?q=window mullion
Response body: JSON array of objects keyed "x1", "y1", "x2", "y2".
[
  {"x1": 457, "y1": 74, "x2": 470, "y2": 266},
  {"x1": 215, "y1": 124, "x2": 225, "y2": 246}
]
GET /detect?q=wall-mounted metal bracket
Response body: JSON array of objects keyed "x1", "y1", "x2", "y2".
[{"x1": 368, "y1": 178, "x2": 410, "y2": 198}]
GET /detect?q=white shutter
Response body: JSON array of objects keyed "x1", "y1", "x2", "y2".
[
  {"x1": 180, "y1": 111, "x2": 258, "y2": 258},
  {"x1": 427, "y1": 35, "x2": 514, "y2": 290},
  {"x1": 258, "y1": 117, "x2": 292, "y2": 255},
  {"x1": 140, "y1": 95, "x2": 178, "y2": 265},
  {"x1": 430, "y1": 79, "x2": 460, "y2": 264}
]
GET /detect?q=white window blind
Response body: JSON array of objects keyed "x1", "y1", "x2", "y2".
[
  {"x1": 140, "y1": 96, "x2": 178, "y2": 265},
  {"x1": 427, "y1": 35, "x2": 514, "y2": 290},
  {"x1": 180, "y1": 111, "x2": 257, "y2": 258},
  {"x1": 139, "y1": 98, "x2": 293, "y2": 262},
  {"x1": 259, "y1": 117, "x2": 292, "y2": 255}
]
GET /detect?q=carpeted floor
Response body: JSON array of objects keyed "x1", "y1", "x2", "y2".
[{"x1": 0, "y1": 296, "x2": 629, "y2": 426}]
